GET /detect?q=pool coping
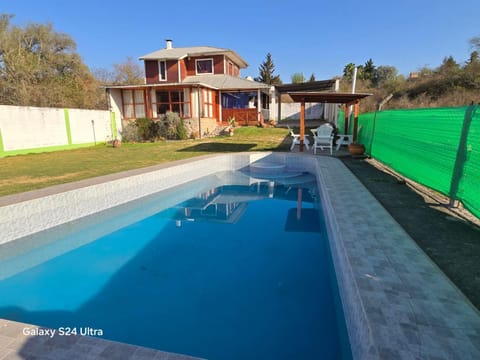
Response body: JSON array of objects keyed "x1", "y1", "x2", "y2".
[{"x1": 1, "y1": 152, "x2": 480, "y2": 359}]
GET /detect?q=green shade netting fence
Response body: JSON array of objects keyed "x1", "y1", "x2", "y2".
[{"x1": 346, "y1": 105, "x2": 480, "y2": 219}]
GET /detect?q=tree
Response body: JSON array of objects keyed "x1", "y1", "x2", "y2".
[
  {"x1": 290, "y1": 72, "x2": 305, "y2": 83},
  {"x1": 308, "y1": 73, "x2": 316, "y2": 82},
  {"x1": 438, "y1": 56, "x2": 460, "y2": 77},
  {"x1": 465, "y1": 51, "x2": 479, "y2": 66},
  {"x1": 362, "y1": 58, "x2": 376, "y2": 81},
  {"x1": 462, "y1": 51, "x2": 480, "y2": 89},
  {"x1": 112, "y1": 56, "x2": 144, "y2": 85},
  {"x1": 254, "y1": 52, "x2": 281, "y2": 85},
  {"x1": 374, "y1": 65, "x2": 398, "y2": 86},
  {"x1": 0, "y1": 13, "x2": 104, "y2": 109},
  {"x1": 470, "y1": 36, "x2": 480, "y2": 51},
  {"x1": 356, "y1": 65, "x2": 364, "y2": 81},
  {"x1": 342, "y1": 63, "x2": 356, "y2": 80},
  {"x1": 92, "y1": 67, "x2": 115, "y2": 85}
]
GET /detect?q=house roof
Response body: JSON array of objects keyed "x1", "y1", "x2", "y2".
[
  {"x1": 276, "y1": 80, "x2": 338, "y2": 93},
  {"x1": 104, "y1": 75, "x2": 270, "y2": 91},
  {"x1": 182, "y1": 75, "x2": 270, "y2": 91},
  {"x1": 287, "y1": 91, "x2": 372, "y2": 104},
  {"x1": 139, "y1": 46, "x2": 248, "y2": 68}
]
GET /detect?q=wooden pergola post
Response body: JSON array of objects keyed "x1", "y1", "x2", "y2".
[
  {"x1": 279, "y1": 90, "x2": 371, "y2": 152},
  {"x1": 300, "y1": 98, "x2": 305, "y2": 152},
  {"x1": 344, "y1": 104, "x2": 350, "y2": 135},
  {"x1": 352, "y1": 99, "x2": 360, "y2": 143}
]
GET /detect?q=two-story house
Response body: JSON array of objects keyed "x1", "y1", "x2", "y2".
[{"x1": 107, "y1": 40, "x2": 272, "y2": 137}]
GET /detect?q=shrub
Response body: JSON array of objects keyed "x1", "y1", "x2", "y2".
[
  {"x1": 158, "y1": 111, "x2": 187, "y2": 140},
  {"x1": 121, "y1": 121, "x2": 140, "y2": 142},
  {"x1": 176, "y1": 119, "x2": 187, "y2": 140},
  {"x1": 135, "y1": 117, "x2": 158, "y2": 141}
]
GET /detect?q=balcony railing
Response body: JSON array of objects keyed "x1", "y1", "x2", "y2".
[{"x1": 222, "y1": 108, "x2": 260, "y2": 126}]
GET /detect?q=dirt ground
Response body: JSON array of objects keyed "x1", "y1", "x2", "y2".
[{"x1": 339, "y1": 155, "x2": 480, "y2": 311}]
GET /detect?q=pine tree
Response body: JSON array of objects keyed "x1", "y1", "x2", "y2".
[
  {"x1": 363, "y1": 58, "x2": 376, "y2": 81},
  {"x1": 255, "y1": 53, "x2": 282, "y2": 85}
]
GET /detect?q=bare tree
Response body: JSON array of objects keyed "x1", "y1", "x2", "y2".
[
  {"x1": 112, "y1": 56, "x2": 144, "y2": 85},
  {"x1": 469, "y1": 36, "x2": 480, "y2": 51}
]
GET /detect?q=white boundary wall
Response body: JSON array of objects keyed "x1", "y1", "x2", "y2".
[
  {"x1": 280, "y1": 103, "x2": 324, "y2": 120},
  {"x1": 0, "y1": 105, "x2": 118, "y2": 155}
]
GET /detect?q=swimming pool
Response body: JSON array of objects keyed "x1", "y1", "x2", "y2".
[
  {"x1": 0, "y1": 168, "x2": 352, "y2": 360},
  {"x1": 3, "y1": 152, "x2": 479, "y2": 360}
]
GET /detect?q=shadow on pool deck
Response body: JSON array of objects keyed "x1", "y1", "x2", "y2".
[{"x1": 339, "y1": 155, "x2": 480, "y2": 311}]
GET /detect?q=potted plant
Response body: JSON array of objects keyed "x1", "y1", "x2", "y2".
[
  {"x1": 348, "y1": 142, "x2": 365, "y2": 155},
  {"x1": 347, "y1": 118, "x2": 365, "y2": 155}
]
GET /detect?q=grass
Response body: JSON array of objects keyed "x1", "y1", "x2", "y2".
[{"x1": 0, "y1": 127, "x2": 291, "y2": 197}]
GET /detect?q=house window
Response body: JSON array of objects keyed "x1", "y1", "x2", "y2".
[
  {"x1": 159, "y1": 61, "x2": 167, "y2": 81},
  {"x1": 122, "y1": 89, "x2": 145, "y2": 119},
  {"x1": 202, "y1": 89, "x2": 213, "y2": 117},
  {"x1": 228, "y1": 61, "x2": 233, "y2": 76},
  {"x1": 196, "y1": 59, "x2": 213, "y2": 75},
  {"x1": 156, "y1": 89, "x2": 191, "y2": 118}
]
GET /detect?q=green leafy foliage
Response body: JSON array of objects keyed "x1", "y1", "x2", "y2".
[
  {"x1": 0, "y1": 13, "x2": 105, "y2": 109},
  {"x1": 135, "y1": 118, "x2": 158, "y2": 141},
  {"x1": 290, "y1": 72, "x2": 305, "y2": 84}
]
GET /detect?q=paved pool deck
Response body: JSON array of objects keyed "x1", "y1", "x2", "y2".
[
  {"x1": 0, "y1": 152, "x2": 479, "y2": 359},
  {"x1": 0, "y1": 319, "x2": 204, "y2": 360}
]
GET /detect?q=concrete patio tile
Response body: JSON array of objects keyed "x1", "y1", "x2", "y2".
[
  {"x1": 132, "y1": 347, "x2": 165, "y2": 359},
  {"x1": 0, "y1": 335, "x2": 16, "y2": 349},
  {"x1": 99, "y1": 342, "x2": 138, "y2": 358}
]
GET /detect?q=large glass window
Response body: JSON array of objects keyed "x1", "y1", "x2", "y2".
[
  {"x1": 159, "y1": 61, "x2": 167, "y2": 81},
  {"x1": 202, "y1": 89, "x2": 213, "y2": 117},
  {"x1": 134, "y1": 90, "x2": 145, "y2": 118},
  {"x1": 151, "y1": 89, "x2": 158, "y2": 118},
  {"x1": 196, "y1": 59, "x2": 213, "y2": 75},
  {"x1": 156, "y1": 89, "x2": 190, "y2": 118},
  {"x1": 122, "y1": 89, "x2": 145, "y2": 119}
]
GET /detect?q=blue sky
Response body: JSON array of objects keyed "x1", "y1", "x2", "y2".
[{"x1": 3, "y1": 0, "x2": 479, "y2": 82}]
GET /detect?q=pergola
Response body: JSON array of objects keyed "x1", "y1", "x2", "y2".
[{"x1": 276, "y1": 82, "x2": 372, "y2": 152}]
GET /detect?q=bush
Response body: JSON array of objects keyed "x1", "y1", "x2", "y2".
[
  {"x1": 176, "y1": 120, "x2": 187, "y2": 140},
  {"x1": 158, "y1": 111, "x2": 187, "y2": 140},
  {"x1": 135, "y1": 117, "x2": 158, "y2": 141},
  {"x1": 121, "y1": 121, "x2": 140, "y2": 142}
]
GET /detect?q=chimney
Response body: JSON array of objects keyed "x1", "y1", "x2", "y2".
[{"x1": 166, "y1": 39, "x2": 173, "y2": 49}]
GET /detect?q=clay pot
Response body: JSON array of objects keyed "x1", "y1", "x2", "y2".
[{"x1": 348, "y1": 143, "x2": 365, "y2": 155}]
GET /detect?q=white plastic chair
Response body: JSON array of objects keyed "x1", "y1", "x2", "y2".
[
  {"x1": 335, "y1": 134, "x2": 353, "y2": 150},
  {"x1": 288, "y1": 126, "x2": 310, "y2": 151},
  {"x1": 336, "y1": 125, "x2": 362, "y2": 150},
  {"x1": 312, "y1": 124, "x2": 334, "y2": 155}
]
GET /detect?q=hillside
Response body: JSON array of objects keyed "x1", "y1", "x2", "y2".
[{"x1": 337, "y1": 53, "x2": 480, "y2": 112}]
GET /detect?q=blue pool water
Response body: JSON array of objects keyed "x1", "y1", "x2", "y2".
[{"x1": 0, "y1": 171, "x2": 351, "y2": 360}]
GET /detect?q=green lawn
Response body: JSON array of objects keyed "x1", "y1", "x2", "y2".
[{"x1": 0, "y1": 127, "x2": 291, "y2": 197}]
